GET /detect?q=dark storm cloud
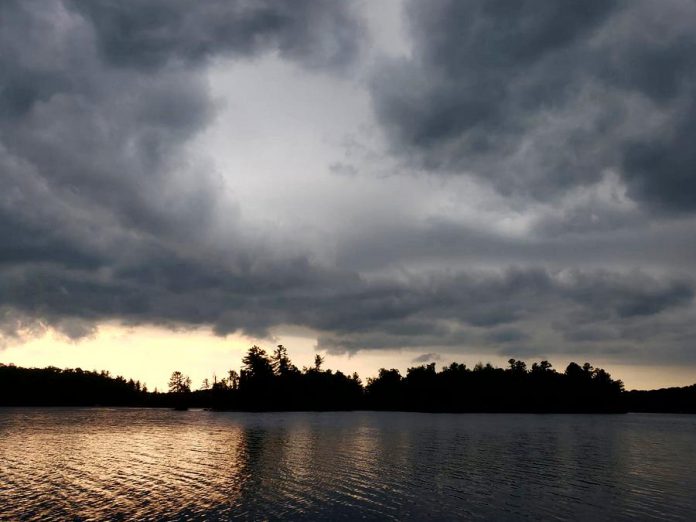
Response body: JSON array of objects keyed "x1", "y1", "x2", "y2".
[
  {"x1": 1, "y1": 1, "x2": 695, "y2": 367},
  {"x1": 0, "y1": 0, "x2": 363, "y2": 340},
  {"x1": 72, "y1": 0, "x2": 363, "y2": 71},
  {"x1": 334, "y1": 216, "x2": 696, "y2": 275},
  {"x1": 484, "y1": 327, "x2": 529, "y2": 345},
  {"x1": 312, "y1": 269, "x2": 694, "y2": 361},
  {"x1": 371, "y1": 0, "x2": 696, "y2": 211}
]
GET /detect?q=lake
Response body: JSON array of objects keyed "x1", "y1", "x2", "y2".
[{"x1": 1, "y1": 409, "x2": 695, "y2": 520}]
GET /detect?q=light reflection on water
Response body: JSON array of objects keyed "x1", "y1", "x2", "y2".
[{"x1": 1, "y1": 409, "x2": 695, "y2": 520}]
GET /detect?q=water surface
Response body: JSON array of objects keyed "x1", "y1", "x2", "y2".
[{"x1": 1, "y1": 409, "x2": 695, "y2": 520}]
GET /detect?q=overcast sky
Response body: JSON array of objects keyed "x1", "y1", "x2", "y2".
[{"x1": 2, "y1": 0, "x2": 696, "y2": 390}]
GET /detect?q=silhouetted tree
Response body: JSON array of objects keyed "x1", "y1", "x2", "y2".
[
  {"x1": 565, "y1": 362, "x2": 585, "y2": 379},
  {"x1": 242, "y1": 346, "x2": 274, "y2": 380},
  {"x1": 1, "y1": 352, "x2": 637, "y2": 413},
  {"x1": 508, "y1": 359, "x2": 527, "y2": 374},
  {"x1": 351, "y1": 372, "x2": 362, "y2": 386},
  {"x1": 239, "y1": 346, "x2": 275, "y2": 410},
  {"x1": 625, "y1": 384, "x2": 696, "y2": 413},
  {"x1": 366, "y1": 368, "x2": 403, "y2": 410},
  {"x1": 168, "y1": 371, "x2": 191, "y2": 393},
  {"x1": 531, "y1": 360, "x2": 553, "y2": 374},
  {"x1": 0, "y1": 364, "x2": 150, "y2": 407},
  {"x1": 272, "y1": 345, "x2": 296, "y2": 376},
  {"x1": 167, "y1": 371, "x2": 191, "y2": 410},
  {"x1": 227, "y1": 370, "x2": 239, "y2": 390}
]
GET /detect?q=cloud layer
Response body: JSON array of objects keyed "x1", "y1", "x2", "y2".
[
  {"x1": 1, "y1": 1, "x2": 695, "y2": 366},
  {"x1": 372, "y1": 0, "x2": 696, "y2": 211}
]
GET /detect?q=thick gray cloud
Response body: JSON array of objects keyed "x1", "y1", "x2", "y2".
[
  {"x1": 371, "y1": 0, "x2": 696, "y2": 211},
  {"x1": 315, "y1": 269, "x2": 695, "y2": 360},
  {"x1": 0, "y1": 0, "x2": 362, "y2": 337},
  {"x1": 72, "y1": 0, "x2": 363, "y2": 71},
  {"x1": 1, "y1": 1, "x2": 695, "y2": 369}
]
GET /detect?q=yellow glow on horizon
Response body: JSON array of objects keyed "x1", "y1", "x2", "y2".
[
  {"x1": 1, "y1": 324, "x2": 695, "y2": 392},
  {"x1": 0, "y1": 324, "x2": 253, "y2": 392},
  {"x1": 0, "y1": 324, "x2": 416, "y2": 392}
]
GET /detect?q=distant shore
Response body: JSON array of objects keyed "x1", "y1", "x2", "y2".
[{"x1": 3, "y1": 347, "x2": 694, "y2": 413}]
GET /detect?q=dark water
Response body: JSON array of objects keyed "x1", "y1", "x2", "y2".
[{"x1": 1, "y1": 409, "x2": 695, "y2": 521}]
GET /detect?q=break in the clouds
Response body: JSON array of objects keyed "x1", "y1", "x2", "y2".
[{"x1": 1, "y1": 1, "x2": 696, "y2": 367}]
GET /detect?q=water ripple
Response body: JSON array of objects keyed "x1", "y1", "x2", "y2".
[{"x1": 1, "y1": 410, "x2": 696, "y2": 520}]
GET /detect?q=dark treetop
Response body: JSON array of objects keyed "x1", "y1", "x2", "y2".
[{"x1": 1, "y1": 346, "x2": 693, "y2": 413}]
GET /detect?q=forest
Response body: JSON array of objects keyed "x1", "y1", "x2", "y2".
[{"x1": 1, "y1": 345, "x2": 693, "y2": 413}]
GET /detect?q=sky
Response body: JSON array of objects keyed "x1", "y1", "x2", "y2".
[{"x1": 2, "y1": 0, "x2": 696, "y2": 391}]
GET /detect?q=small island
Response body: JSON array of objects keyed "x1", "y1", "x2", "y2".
[{"x1": 3, "y1": 345, "x2": 693, "y2": 413}]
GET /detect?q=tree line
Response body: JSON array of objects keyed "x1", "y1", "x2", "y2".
[
  {"x1": 0, "y1": 365, "x2": 150, "y2": 407},
  {"x1": 2, "y1": 347, "x2": 693, "y2": 412}
]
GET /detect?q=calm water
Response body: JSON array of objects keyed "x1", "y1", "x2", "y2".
[{"x1": 1, "y1": 410, "x2": 695, "y2": 521}]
